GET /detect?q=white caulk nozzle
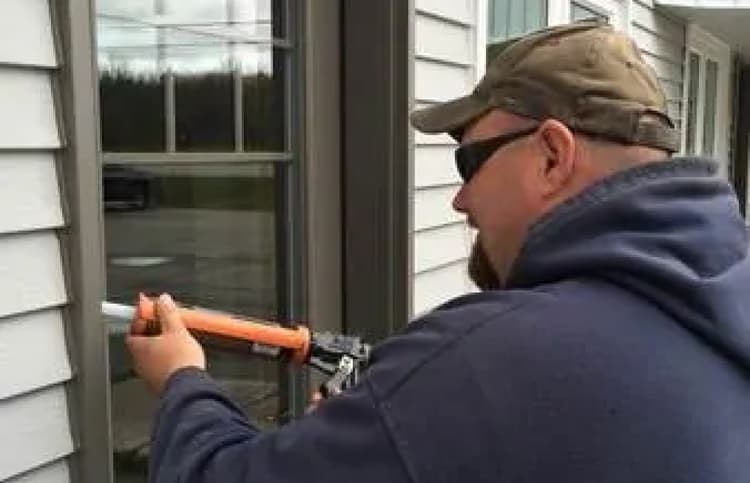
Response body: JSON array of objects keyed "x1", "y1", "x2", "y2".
[{"x1": 101, "y1": 301, "x2": 137, "y2": 321}]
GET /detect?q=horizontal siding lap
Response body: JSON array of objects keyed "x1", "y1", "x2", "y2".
[
  {"x1": 415, "y1": 129, "x2": 456, "y2": 146},
  {"x1": 0, "y1": 0, "x2": 57, "y2": 68},
  {"x1": 0, "y1": 232, "x2": 68, "y2": 319},
  {"x1": 415, "y1": 59, "x2": 474, "y2": 102},
  {"x1": 5, "y1": 460, "x2": 69, "y2": 483},
  {"x1": 414, "y1": 222, "x2": 471, "y2": 273},
  {"x1": 413, "y1": 261, "x2": 474, "y2": 315},
  {"x1": 0, "y1": 153, "x2": 64, "y2": 234},
  {"x1": 415, "y1": 13, "x2": 473, "y2": 65},
  {"x1": 415, "y1": 0, "x2": 473, "y2": 25},
  {"x1": 414, "y1": 184, "x2": 463, "y2": 231},
  {"x1": 414, "y1": 145, "x2": 460, "y2": 188},
  {"x1": 0, "y1": 310, "x2": 72, "y2": 400},
  {"x1": 0, "y1": 386, "x2": 74, "y2": 481},
  {"x1": 641, "y1": 51, "x2": 683, "y2": 84},
  {"x1": 631, "y1": 25, "x2": 683, "y2": 61},
  {"x1": 0, "y1": 69, "x2": 60, "y2": 149},
  {"x1": 631, "y1": 1, "x2": 684, "y2": 45}
]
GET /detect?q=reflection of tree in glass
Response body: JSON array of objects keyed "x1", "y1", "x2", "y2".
[
  {"x1": 100, "y1": 69, "x2": 165, "y2": 152},
  {"x1": 99, "y1": 66, "x2": 285, "y2": 153},
  {"x1": 175, "y1": 71, "x2": 234, "y2": 151},
  {"x1": 244, "y1": 71, "x2": 285, "y2": 151}
]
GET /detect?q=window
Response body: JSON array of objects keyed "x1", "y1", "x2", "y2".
[
  {"x1": 685, "y1": 52, "x2": 700, "y2": 155},
  {"x1": 96, "y1": 1, "x2": 300, "y2": 481},
  {"x1": 486, "y1": 0, "x2": 547, "y2": 63},
  {"x1": 683, "y1": 24, "x2": 731, "y2": 172},
  {"x1": 685, "y1": 53, "x2": 719, "y2": 157},
  {"x1": 703, "y1": 59, "x2": 718, "y2": 157}
]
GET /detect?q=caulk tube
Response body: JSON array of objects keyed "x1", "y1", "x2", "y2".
[
  {"x1": 101, "y1": 301, "x2": 137, "y2": 335},
  {"x1": 135, "y1": 294, "x2": 311, "y2": 364}
]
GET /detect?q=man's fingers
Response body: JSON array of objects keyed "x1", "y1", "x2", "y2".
[
  {"x1": 157, "y1": 293, "x2": 184, "y2": 333},
  {"x1": 130, "y1": 317, "x2": 150, "y2": 336},
  {"x1": 156, "y1": 293, "x2": 183, "y2": 333}
]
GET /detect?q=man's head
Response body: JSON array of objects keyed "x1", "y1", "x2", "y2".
[{"x1": 410, "y1": 21, "x2": 678, "y2": 289}]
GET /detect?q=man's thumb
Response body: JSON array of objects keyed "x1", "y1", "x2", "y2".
[{"x1": 157, "y1": 293, "x2": 184, "y2": 333}]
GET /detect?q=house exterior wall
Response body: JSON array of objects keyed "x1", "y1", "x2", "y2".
[
  {"x1": 0, "y1": 0, "x2": 75, "y2": 481},
  {"x1": 630, "y1": 1, "x2": 686, "y2": 130},
  {"x1": 412, "y1": 0, "x2": 480, "y2": 315}
]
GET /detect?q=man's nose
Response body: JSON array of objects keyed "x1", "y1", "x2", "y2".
[{"x1": 452, "y1": 184, "x2": 467, "y2": 213}]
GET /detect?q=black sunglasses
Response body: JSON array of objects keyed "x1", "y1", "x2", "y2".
[{"x1": 454, "y1": 126, "x2": 539, "y2": 182}]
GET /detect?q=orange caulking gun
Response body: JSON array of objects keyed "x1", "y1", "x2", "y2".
[{"x1": 102, "y1": 295, "x2": 371, "y2": 397}]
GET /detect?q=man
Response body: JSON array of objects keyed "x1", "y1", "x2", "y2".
[{"x1": 128, "y1": 21, "x2": 750, "y2": 482}]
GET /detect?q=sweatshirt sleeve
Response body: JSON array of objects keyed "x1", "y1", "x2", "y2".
[{"x1": 149, "y1": 367, "x2": 413, "y2": 483}]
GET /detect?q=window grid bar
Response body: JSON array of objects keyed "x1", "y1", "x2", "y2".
[{"x1": 102, "y1": 152, "x2": 293, "y2": 165}]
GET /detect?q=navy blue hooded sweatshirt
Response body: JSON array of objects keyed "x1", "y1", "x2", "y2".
[{"x1": 150, "y1": 158, "x2": 750, "y2": 482}]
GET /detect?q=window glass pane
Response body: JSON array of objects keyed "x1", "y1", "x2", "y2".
[
  {"x1": 103, "y1": 162, "x2": 287, "y2": 481},
  {"x1": 686, "y1": 52, "x2": 700, "y2": 155},
  {"x1": 96, "y1": 0, "x2": 288, "y2": 154},
  {"x1": 166, "y1": 41, "x2": 236, "y2": 151},
  {"x1": 240, "y1": 45, "x2": 286, "y2": 151},
  {"x1": 487, "y1": 0, "x2": 546, "y2": 63},
  {"x1": 703, "y1": 59, "x2": 718, "y2": 157},
  {"x1": 98, "y1": 10, "x2": 165, "y2": 152},
  {"x1": 570, "y1": 1, "x2": 608, "y2": 22},
  {"x1": 488, "y1": 0, "x2": 509, "y2": 42},
  {"x1": 162, "y1": 0, "x2": 285, "y2": 41},
  {"x1": 508, "y1": 0, "x2": 526, "y2": 37},
  {"x1": 524, "y1": 0, "x2": 546, "y2": 32}
]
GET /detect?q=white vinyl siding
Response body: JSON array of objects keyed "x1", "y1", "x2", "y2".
[
  {"x1": 0, "y1": 1, "x2": 74, "y2": 481},
  {"x1": 0, "y1": 387, "x2": 74, "y2": 482},
  {"x1": 413, "y1": 0, "x2": 480, "y2": 315},
  {"x1": 0, "y1": 232, "x2": 67, "y2": 319},
  {"x1": 415, "y1": 60, "x2": 476, "y2": 102},
  {"x1": 414, "y1": 261, "x2": 475, "y2": 314},
  {"x1": 0, "y1": 154, "x2": 64, "y2": 234},
  {"x1": 0, "y1": 310, "x2": 72, "y2": 400},
  {"x1": 414, "y1": 185, "x2": 465, "y2": 231},
  {"x1": 0, "y1": 0, "x2": 57, "y2": 68},
  {"x1": 414, "y1": 144, "x2": 461, "y2": 188},
  {"x1": 415, "y1": 0, "x2": 474, "y2": 24},
  {"x1": 631, "y1": 0, "x2": 686, "y2": 130},
  {"x1": 6, "y1": 461, "x2": 70, "y2": 483},
  {"x1": 0, "y1": 70, "x2": 60, "y2": 149}
]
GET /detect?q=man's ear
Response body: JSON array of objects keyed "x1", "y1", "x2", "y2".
[{"x1": 534, "y1": 119, "x2": 576, "y2": 197}]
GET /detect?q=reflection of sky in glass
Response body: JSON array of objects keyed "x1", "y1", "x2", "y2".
[{"x1": 97, "y1": 0, "x2": 275, "y2": 76}]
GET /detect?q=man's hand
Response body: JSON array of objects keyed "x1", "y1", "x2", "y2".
[{"x1": 126, "y1": 293, "x2": 206, "y2": 396}]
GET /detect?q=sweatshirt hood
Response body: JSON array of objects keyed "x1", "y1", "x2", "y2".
[{"x1": 507, "y1": 158, "x2": 750, "y2": 371}]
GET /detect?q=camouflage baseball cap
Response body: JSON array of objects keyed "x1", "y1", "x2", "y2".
[{"x1": 410, "y1": 21, "x2": 679, "y2": 152}]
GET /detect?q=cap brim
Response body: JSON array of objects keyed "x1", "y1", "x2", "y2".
[{"x1": 410, "y1": 94, "x2": 489, "y2": 140}]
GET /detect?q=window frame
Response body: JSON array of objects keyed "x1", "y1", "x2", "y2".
[
  {"x1": 52, "y1": 0, "x2": 112, "y2": 481},
  {"x1": 681, "y1": 23, "x2": 732, "y2": 177}
]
